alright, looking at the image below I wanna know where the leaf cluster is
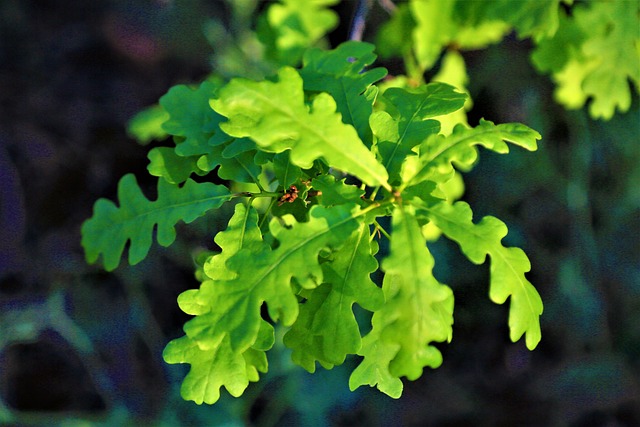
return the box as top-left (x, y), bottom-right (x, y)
top-left (377, 0), bottom-right (639, 119)
top-left (82, 37), bottom-right (543, 404)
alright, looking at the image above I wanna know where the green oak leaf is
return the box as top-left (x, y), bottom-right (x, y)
top-left (158, 80), bottom-right (264, 183)
top-left (375, 83), bottom-right (467, 184)
top-left (409, 0), bottom-right (508, 72)
top-left (577, 1), bottom-right (640, 119)
top-left (348, 328), bottom-right (403, 399)
top-left (310, 175), bottom-right (364, 206)
top-left (410, 0), bottom-right (456, 70)
top-left (300, 41), bottom-right (388, 145)
top-left (415, 200), bottom-right (543, 350)
top-left (210, 66), bottom-right (391, 190)
top-left (184, 137), bottom-right (262, 185)
top-left (273, 151), bottom-right (302, 188)
top-left (284, 223), bottom-right (383, 370)
top-left (203, 203), bottom-right (264, 282)
top-left (482, 0), bottom-right (562, 41)
top-left (259, 0), bottom-right (339, 66)
top-left (159, 81), bottom-right (231, 157)
top-left (532, 1), bottom-right (639, 119)
top-left (147, 147), bottom-right (201, 184)
top-left (351, 206), bottom-right (454, 395)
top-left (430, 50), bottom-right (473, 135)
top-left (179, 203), bottom-right (264, 317)
top-left (183, 204), bottom-right (362, 354)
top-left (405, 119), bottom-right (540, 188)
top-left (81, 174), bottom-right (230, 271)
top-left (217, 149), bottom-right (263, 184)
top-left (530, 9), bottom-right (584, 74)
top-left (127, 104), bottom-right (169, 145)
top-left (163, 319), bottom-right (273, 405)
top-left (375, 3), bottom-right (415, 59)
top-left (220, 137), bottom-right (256, 157)
top-left (166, 204), bottom-right (273, 404)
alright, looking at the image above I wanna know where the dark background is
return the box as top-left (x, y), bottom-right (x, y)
top-left (1, 1), bottom-right (639, 426)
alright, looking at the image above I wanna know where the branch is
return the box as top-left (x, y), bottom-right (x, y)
top-left (349, 0), bottom-right (373, 41)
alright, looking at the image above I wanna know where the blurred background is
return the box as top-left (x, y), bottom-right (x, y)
top-left (0, 0), bottom-right (638, 426)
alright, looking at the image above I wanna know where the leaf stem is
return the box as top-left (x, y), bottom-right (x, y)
top-left (258, 197), bottom-right (277, 230)
top-left (373, 219), bottom-right (392, 240)
top-left (369, 186), bottom-right (381, 201)
top-left (232, 191), bottom-right (281, 199)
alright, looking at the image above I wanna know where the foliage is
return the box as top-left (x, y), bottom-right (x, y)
top-left (81, 0), bottom-right (639, 411)
top-left (377, 0), bottom-right (640, 119)
top-left (2, 0), bottom-right (638, 424)
top-left (82, 33), bottom-right (543, 403)
top-left (531, 0), bottom-right (640, 119)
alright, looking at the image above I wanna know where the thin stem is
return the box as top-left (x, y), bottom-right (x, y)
top-left (254, 179), bottom-right (266, 193)
top-left (349, 0), bottom-right (373, 41)
top-left (378, 0), bottom-right (397, 14)
top-left (369, 186), bottom-right (381, 201)
top-left (373, 219), bottom-right (392, 240)
top-left (258, 197), bottom-right (277, 230)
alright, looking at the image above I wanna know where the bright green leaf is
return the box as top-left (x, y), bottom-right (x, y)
top-left (260, 0), bottom-right (339, 66)
top-left (163, 320), bottom-right (273, 405)
top-left (160, 81), bottom-right (231, 157)
top-left (375, 3), bottom-right (416, 59)
top-left (202, 203), bottom-right (264, 282)
top-left (375, 83), bottom-right (467, 184)
top-left (430, 50), bottom-right (473, 135)
top-left (147, 147), bottom-right (201, 184)
top-left (211, 67), bottom-right (391, 190)
top-left (183, 204), bottom-right (362, 354)
top-left (165, 204), bottom-right (272, 404)
top-left (300, 41), bottom-right (387, 145)
top-left (532, 1), bottom-right (640, 119)
top-left (410, 0), bottom-right (456, 71)
top-left (127, 104), bottom-right (169, 145)
top-left (416, 201), bottom-right (543, 350)
top-left (530, 9), bottom-right (584, 73)
top-left (218, 149), bottom-right (263, 184)
top-left (351, 206), bottom-right (454, 395)
top-left (154, 81), bottom-right (262, 184)
top-left (284, 223), bottom-right (383, 370)
top-left (81, 174), bottom-right (230, 271)
top-left (482, 0), bottom-right (562, 41)
top-left (579, 1), bottom-right (640, 119)
top-left (348, 328), bottom-right (403, 399)
top-left (311, 175), bottom-right (364, 206)
top-left (405, 119), bottom-right (540, 188)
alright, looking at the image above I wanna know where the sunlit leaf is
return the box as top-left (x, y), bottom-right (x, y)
top-left (211, 67), bottom-right (390, 189)
top-left (375, 83), bottom-right (467, 184)
top-left (300, 41), bottom-right (387, 145)
top-left (183, 204), bottom-right (361, 354)
top-left (81, 174), bottom-right (230, 271)
top-left (416, 200), bottom-right (543, 349)
top-left (259, 0), bottom-right (339, 66)
top-left (284, 223), bottom-right (383, 370)
top-left (127, 104), bottom-right (169, 145)
top-left (405, 119), bottom-right (540, 188)
top-left (351, 206), bottom-right (454, 395)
